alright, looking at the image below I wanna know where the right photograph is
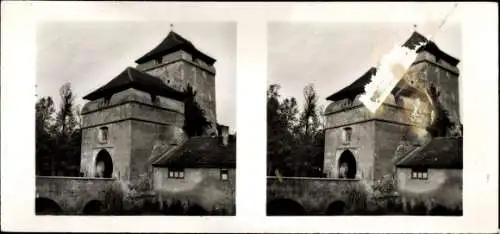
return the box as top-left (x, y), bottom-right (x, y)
top-left (266, 22), bottom-right (463, 216)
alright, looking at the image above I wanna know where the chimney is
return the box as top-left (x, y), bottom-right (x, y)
top-left (220, 125), bottom-right (229, 146)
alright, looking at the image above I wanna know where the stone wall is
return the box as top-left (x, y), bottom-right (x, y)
top-left (140, 50), bottom-right (217, 135)
top-left (267, 177), bottom-right (364, 215)
top-left (80, 88), bottom-right (185, 182)
top-left (36, 176), bottom-right (118, 214)
top-left (153, 167), bottom-right (236, 214)
top-left (324, 121), bottom-right (375, 181)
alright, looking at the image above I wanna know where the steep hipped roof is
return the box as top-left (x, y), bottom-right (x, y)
top-left (396, 137), bottom-right (463, 169)
top-left (152, 135), bottom-right (236, 168)
top-left (325, 31), bottom-right (460, 102)
top-left (403, 31), bottom-right (460, 66)
top-left (83, 67), bottom-right (185, 101)
top-left (326, 67), bottom-right (377, 101)
top-left (135, 30), bottom-right (216, 65)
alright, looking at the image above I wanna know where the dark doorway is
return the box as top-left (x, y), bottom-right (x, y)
top-left (82, 200), bottom-right (104, 215)
top-left (95, 150), bottom-right (113, 178)
top-left (35, 198), bottom-right (63, 215)
top-left (267, 198), bottom-right (305, 216)
top-left (338, 150), bottom-right (357, 179)
top-left (186, 204), bottom-right (208, 216)
top-left (326, 201), bottom-right (346, 215)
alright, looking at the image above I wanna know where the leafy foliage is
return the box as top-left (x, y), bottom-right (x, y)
top-left (183, 84), bottom-right (211, 137)
top-left (35, 83), bottom-right (81, 176)
top-left (267, 83), bottom-right (325, 177)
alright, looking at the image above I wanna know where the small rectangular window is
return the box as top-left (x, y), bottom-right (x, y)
top-left (411, 168), bottom-right (429, 180)
top-left (168, 169), bottom-right (185, 179)
top-left (99, 127), bottom-right (109, 143)
top-left (220, 169), bottom-right (229, 181)
top-left (343, 127), bottom-right (352, 143)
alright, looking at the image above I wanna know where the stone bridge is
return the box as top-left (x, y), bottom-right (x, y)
top-left (267, 176), bottom-right (365, 215)
top-left (35, 176), bottom-right (118, 215)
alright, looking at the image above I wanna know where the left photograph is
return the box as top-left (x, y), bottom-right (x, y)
top-left (35, 22), bottom-right (237, 215)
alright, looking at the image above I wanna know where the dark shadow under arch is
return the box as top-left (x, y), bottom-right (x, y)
top-left (82, 200), bottom-right (104, 215)
top-left (186, 204), bottom-right (208, 216)
top-left (95, 149), bottom-right (113, 178)
top-left (267, 198), bottom-right (305, 216)
top-left (338, 150), bottom-right (357, 179)
top-left (326, 201), bottom-right (346, 215)
top-left (36, 197), bottom-right (63, 215)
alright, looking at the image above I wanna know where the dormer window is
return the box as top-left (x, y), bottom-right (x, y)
top-left (98, 127), bottom-right (109, 144)
top-left (343, 127), bottom-right (352, 143)
top-left (155, 57), bottom-right (162, 65)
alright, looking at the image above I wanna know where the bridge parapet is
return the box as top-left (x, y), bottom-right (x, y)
top-left (36, 176), bottom-right (119, 214)
top-left (267, 176), bottom-right (366, 215)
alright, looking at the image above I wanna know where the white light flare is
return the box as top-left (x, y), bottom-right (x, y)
top-left (360, 41), bottom-right (426, 113)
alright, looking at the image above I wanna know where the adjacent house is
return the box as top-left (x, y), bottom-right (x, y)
top-left (151, 125), bottom-right (236, 215)
top-left (395, 137), bottom-right (463, 214)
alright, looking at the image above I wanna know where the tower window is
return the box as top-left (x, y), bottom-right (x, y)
top-left (411, 168), bottom-right (428, 180)
top-left (343, 127), bottom-right (352, 143)
top-left (98, 127), bottom-right (109, 143)
top-left (220, 169), bottom-right (229, 181)
top-left (155, 57), bottom-right (162, 65)
top-left (168, 168), bottom-right (185, 179)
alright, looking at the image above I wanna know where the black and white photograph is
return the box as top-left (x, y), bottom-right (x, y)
top-left (1, 1), bottom-right (499, 233)
top-left (266, 21), bottom-right (464, 216)
top-left (34, 22), bottom-right (237, 215)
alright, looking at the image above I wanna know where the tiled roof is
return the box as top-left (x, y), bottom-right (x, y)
top-left (152, 135), bottom-right (236, 168)
top-left (396, 137), bottom-right (463, 169)
top-left (83, 67), bottom-right (185, 101)
top-left (325, 67), bottom-right (377, 101)
top-left (135, 30), bottom-right (216, 65)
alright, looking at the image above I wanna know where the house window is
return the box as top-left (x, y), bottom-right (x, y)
top-left (98, 127), bottom-right (109, 143)
top-left (343, 127), bottom-right (352, 143)
top-left (168, 169), bottom-right (185, 179)
top-left (220, 169), bottom-right (229, 181)
top-left (411, 168), bottom-right (428, 180)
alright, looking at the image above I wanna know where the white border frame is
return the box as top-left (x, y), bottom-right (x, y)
top-left (1, 2), bottom-right (498, 233)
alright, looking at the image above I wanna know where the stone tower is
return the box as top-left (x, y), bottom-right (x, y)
top-left (322, 31), bottom-right (460, 183)
top-left (79, 67), bottom-right (187, 184)
top-left (135, 30), bottom-right (218, 135)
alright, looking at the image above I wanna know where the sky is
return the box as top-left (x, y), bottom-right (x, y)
top-left (268, 21), bottom-right (462, 121)
top-left (36, 22), bottom-right (237, 132)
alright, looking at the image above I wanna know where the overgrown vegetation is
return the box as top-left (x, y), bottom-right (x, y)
top-left (183, 84), bottom-right (211, 137)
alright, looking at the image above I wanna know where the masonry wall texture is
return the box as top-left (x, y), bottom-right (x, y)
top-left (396, 168), bottom-right (462, 211)
top-left (153, 168), bottom-right (236, 214)
top-left (80, 88), bottom-right (185, 183)
top-left (139, 50), bottom-right (217, 135)
top-left (267, 177), bottom-right (364, 215)
top-left (36, 176), bottom-right (118, 214)
top-left (324, 121), bottom-right (375, 181)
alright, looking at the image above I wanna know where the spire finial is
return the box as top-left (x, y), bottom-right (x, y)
top-left (413, 24), bottom-right (417, 31)
top-left (170, 23), bottom-right (174, 31)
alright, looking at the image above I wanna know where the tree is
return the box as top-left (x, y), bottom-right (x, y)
top-left (35, 96), bottom-right (56, 175)
top-left (56, 83), bottom-right (78, 138)
top-left (266, 83), bottom-right (325, 177)
top-left (183, 84), bottom-right (211, 137)
top-left (298, 84), bottom-right (322, 141)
